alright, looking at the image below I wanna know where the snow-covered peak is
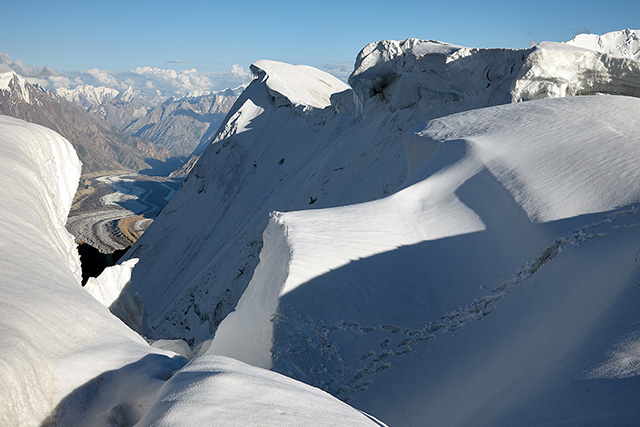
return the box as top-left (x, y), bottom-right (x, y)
top-left (250, 60), bottom-right (350, 110)
top-left (56, 84), bottom-right (119, 107)
top-left (350, 39), bottom-right (463, 90)
top-left (117, 85), bottom-right (139, 102)
top-left (349, 38), bottom-right (531, 115)
top-left (0, 67), bottom-right (31, 103)
top-left (564, 29), bottom-right (640, 60)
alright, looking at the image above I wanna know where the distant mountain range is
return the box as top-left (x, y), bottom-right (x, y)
top-left (0, 67), bottom-right (243, 175)
top-left (58, 83), bottom-right (243, 163)
top-left (0, 68), bottom-right (169, 174)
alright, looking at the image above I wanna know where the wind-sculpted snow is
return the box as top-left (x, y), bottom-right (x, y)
top-left (513, 42), bottom-right (640, 100)
top-left (90, 31), bottom-right (640, 425)
top-left (250, 60), bottom-right (350, 110)
top-left (98, 31), bottom-right (640, 349)
top-left (0, 117), bottom-right (183, 426)
top-left (98, 60), bottom-right (390, 345)
top-left (137, 356), bottom-right (386, 427)
top-left (211, 96), bottom-right (640, 425)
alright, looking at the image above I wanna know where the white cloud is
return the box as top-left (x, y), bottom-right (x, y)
top-left (0, 50), bottom-right (60, 79)
top-left (48, 75), bottom-right (74, 89)
top-left (84, 68), bottom-right (119, 86)
top-left (0, 49), bottom-right (255, 99)
top-left (321, 61), bottom-right (353, 83)
top-left (230, 64), bottom-right (252, 80)
top-left (167, 59), bottom-right (189, 63)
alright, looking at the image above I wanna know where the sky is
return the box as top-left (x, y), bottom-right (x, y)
top-left (1, 0), bottom-right (638, 92)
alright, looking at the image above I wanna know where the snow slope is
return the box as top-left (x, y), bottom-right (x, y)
top-left (211, 95), bottom-right (640, 425)
top-left (98, 33), bottom-right (640, 348)
top-left (0, 115), bottom-right (383, 426)
top-left (138, 356), bottom-right (385, 427)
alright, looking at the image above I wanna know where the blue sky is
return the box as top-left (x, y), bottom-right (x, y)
top-left (1, 0), bottom-right (638, 74)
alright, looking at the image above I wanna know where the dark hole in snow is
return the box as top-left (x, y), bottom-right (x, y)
top-left (279, 158), bottom-right (285, 165)
top-left (309, 196), bottom-right (317, 205)
top-left (77, 243), bottom-right (130, 286)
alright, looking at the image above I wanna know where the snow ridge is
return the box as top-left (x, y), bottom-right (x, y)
top-left (250, 60), bottom-right (350, 110)
top-left (208, 213), bottom-right (293, 368)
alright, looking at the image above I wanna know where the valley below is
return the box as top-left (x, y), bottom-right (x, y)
top-left (66, 172), bottom-right (181, 253)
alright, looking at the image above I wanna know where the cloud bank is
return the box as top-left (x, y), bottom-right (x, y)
top-left (0, 50), bottom-right (254, 98)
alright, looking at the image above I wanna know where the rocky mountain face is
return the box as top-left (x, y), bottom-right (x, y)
top-left (124, 90), bottom-right (239, 158)
top-left (58, 84), bottom-right (241, 159)
top-left (0, 71), bottom-right (170, 174)
top-left (58, 85), bottom-right (158, 130)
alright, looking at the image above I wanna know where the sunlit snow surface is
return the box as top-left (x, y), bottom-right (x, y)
top-left (564, 28), bottom-right (640, 60)
top-left (210, 95), bottom-right (640, 425)
top-left (90, 31), bottom-right (640, 426)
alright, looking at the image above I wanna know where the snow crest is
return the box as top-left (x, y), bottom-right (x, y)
top-left (250, 60), bottom-right (350, 110)
top-left (208, 213), bottom-right (292, 368)
top-left (210, 95), bottom-right (640, 424)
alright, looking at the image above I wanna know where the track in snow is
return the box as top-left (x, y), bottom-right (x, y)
top-left (276, 205), bottom-right (640, 401)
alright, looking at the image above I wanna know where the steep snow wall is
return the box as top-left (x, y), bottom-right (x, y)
top-left (209, 213), bottom-right (292, 368)
top-left (0, 116), bottom-right (185, 426)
